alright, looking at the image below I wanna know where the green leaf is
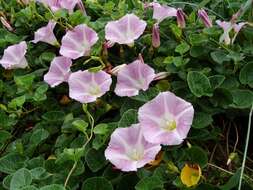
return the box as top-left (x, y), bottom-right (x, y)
top-left (33, 84), bottom-right (48, 102)
top-left (8, 95), bottom-right (26, 110)
top-left (186, 146), bottom-right (208, 167)
top-left (14, 74), bottom-right (35, 91)
top-left (0, 130), bottom-right (12, 143)
top-left (10, 168), bottom-right (32, 190)
top-left (219, 169), bottom-right (241, 190)
top-left (29, 129), bottom-right (49, 146)
top-left (0, 153), bottom-right (26, 174)
top-left (212, 88), bottom-right (233, 108)
top-left (239, 62), bottom-right (253, 87)
top-left (30, 167), bottom-right (47, 180)
top-left (72, 119), bottom-right (89, 134)
top-left (135, 176), bottom-right (164, 190)
top-left (231, 90), bottom-right (253, 108)
top-left (210, 51), bottom-right (230, 64)
top-left (63, 148), bottom-right (84, 162)
top-left (85, 149), bottom-right (107, 172)
top-left (131, 87), bottom-right (159, 102)
top-left (170, 24), bottom-right (182, 39)
top-left (187, 71), bottom-right (212, 97)
top-left (189, 34), bottom-right (208, 46)
top-left (172, 56), bottom-right (190, 67)
top-left (175, 42), bottom-right (190, 55)
top-left (209, 75), bottom-right (225, 89)
top-left (40, 184), bottom-right (66, 190)
top-left (93, 123), bottom-right (109, 135)
top-left (118, 109), bottom-right (138, 128)
top-left (82, 177), bottom-right (113, 190)
top-left (192, 112), bottom-right (213, 129)
top-left (21, 186), bottom-right (38, 190)
top-left (42, 111), bottom-right (65, 122)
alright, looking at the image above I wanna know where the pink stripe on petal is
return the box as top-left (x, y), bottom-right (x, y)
top-left (44, 56), bottom-right (72, 87)
top-left (115, 59), bottom-right (155, 97)
top-left (0, 41), bottom-right (28, 70)
top-left (68, 70), bottom-right (112, 103)
top-left (60, 24), bottom-right (98, 59)
top-left (105, 14), bottom-right (147, 45)
top-left (105, 124), bottom-right (161, 172)
top-left (152, 2), bottom-right (177, 23)
top-left (138, 92), bottom-right (194, 145)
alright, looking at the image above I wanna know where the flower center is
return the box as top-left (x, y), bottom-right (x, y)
top-left (88, 85), bottom-right (101, 96)
top-left (162, 118), bottom-right (177, 131)
top-left (128, 148), bottom-right (144, 161)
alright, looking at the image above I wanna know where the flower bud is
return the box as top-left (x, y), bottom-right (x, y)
top-left (198, 9), bottom-right (212, 27)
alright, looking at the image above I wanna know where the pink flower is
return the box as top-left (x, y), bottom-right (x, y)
top-left (105, 124), bottom-right (161, 172)
top-left (138, 92), bottom-right (194, 145)
top-left (198, 9), bottom-right (212, 28)
top-left (37, 0), bottom-right (79, 13)
top-left (105, 14), bottom-right (147, 45)
top-left (176, 8), bottom-right (186, 28)
top-left (114, 59), bottom-right (155, 97)
top-left (152, 23), bottom-right (160, 48)
top-left (44, 56), bottom-right (72, 87)
top-left (32, 21), bottom-right (58, 46)
top-left (60, 24), bottom-right (98, 59)
top-left (152, 2), bottom-right (177, 23)
top-left (0, 41), bottom-right (28, 70)
top-left (216, 20), bottom-right (246, 45)
top-left (68, 70), bottom-right (112, 103)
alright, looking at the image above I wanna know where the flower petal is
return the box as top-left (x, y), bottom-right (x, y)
top-left (68, 70), bottom-right (112, 103)
top-left (114, 59), bottom-right (155, 97)
top-left (44, 56), bottom-right (72, 87)
top-left (105, 14), bottom-right (146, 45)
top-left (152, 2), bottom-right (177, 23)
top-left (60, 24), bottom-right (98, 59)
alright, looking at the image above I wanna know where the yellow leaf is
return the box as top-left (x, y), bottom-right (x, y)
top-left (180, 163), bottom-right (202, 187)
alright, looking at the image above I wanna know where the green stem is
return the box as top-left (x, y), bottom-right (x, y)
top-left (238, 104), bottom-right (253, 190)
top-left (64, 161), bottom-right (77, 188)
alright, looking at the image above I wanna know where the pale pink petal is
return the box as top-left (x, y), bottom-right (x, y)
top-left (114, 59), bottom-right (155, 97)
top-left (60, 0), bottom-right (79, 13)
top-left (138, 92), bottom-right (194, 145)
top-left (32, 21), bottom-right (58, 46)
top-left (232, 22), bottom-right (246, 43)
top-left (37, 0), bottom-right (79, 13)
top-left (68, 70), bottom-right (112, 103)
top-left (152, 2), bottom-right (177, 23)
top-left (105, 14), bottom-right (147, 45)
top-left (105, 124), bottom-right (161, 172)
top-left (60, 24), bottom-right (98, 59)
top-left (216, 20), bottom-right (232, 45)
top-left (44, 56), bottom-right (72, 87)
top-left (0, 41), bottom-right (28, 70)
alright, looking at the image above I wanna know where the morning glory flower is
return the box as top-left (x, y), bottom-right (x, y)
top-left (216, 20), bottom-right (246, 45)
top-left (44, 56), bottom-right (72, 87)
top-left (198, 9), bottom-right (212, 28)
top-left (152, 2), bottom-right (177, 23)
top-left (152, 23), bottom-right (160, 48)
top-left (68, 70), bottom-right (112, 103)
top-left (37, 0), bottom-right (79, 13)
top-left (32, 21), bottom-right (59, 46)
top-left (105, 124), bottom-right (161, 172)
top-left (105, 14), bottom-right (147, 45)
top-left (138, 92), bottom-right (194, 145)
top-left (114, 59), bottom-right (155, 97)
top-left (60, 24), bottom-right (98, 59)
top-left (0, 41), bottom-right (28, 70)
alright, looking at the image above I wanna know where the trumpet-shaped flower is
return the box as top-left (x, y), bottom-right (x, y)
top-left (114, 59), bottom-right (155, 97)
top-left (37, 0), bottom-right (79, 13)
top-left (138, 92), bottom-right (194, 145)
top-left (152, 2), bottom-right (177, 23)
top-left (68, 70), bottom-right (112, 103)
top-left (216, 20), bottom-right (246, 45)
top-left (105, 14), bottom-right (147, 45)
top-left (32, 21), bottom-right (58, 46)
top-left (105, 124), bottom-right (161, 172)
top-left (0, 41), bottom-right (28, 70)
top-left (44, 56), bottom-right (72, 87)
top-left (60, 24), bottom-right (98, 59)
top-left (198, 9), bottom-right (212, 28)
